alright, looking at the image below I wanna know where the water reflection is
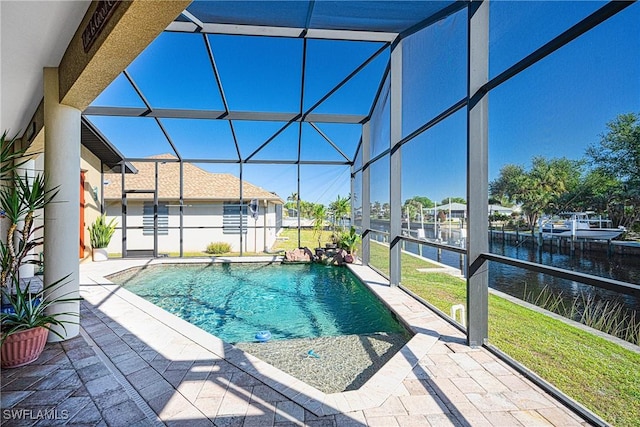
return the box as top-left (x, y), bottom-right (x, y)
top-left (370, 221), bottom-right (639, 312)
top-left (489, 243), bottom-right (639, 312)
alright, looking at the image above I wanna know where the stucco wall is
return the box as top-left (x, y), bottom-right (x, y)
top-left (105, 200), bottom-right (280, 255)
top-left (81, 145), bottom-right (102, 257)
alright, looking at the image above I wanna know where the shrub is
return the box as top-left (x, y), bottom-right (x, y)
top-left (89, 215), bottom-right (117, 249)
top-left (205, 242), bottom-right (231, 255)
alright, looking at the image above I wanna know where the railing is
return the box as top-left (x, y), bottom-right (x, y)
top-left (480, 252), bottom-right (640, 298)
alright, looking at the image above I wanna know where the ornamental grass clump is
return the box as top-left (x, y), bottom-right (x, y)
top-left (88, 215), bottom-right (117, 249)
top-left (523, 284), bottom-right (640, 346)
top-left (206, 242), bottom-right (231, 255)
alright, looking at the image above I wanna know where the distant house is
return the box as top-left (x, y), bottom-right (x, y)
top-left (489, 204), bottom-right (517, 217)
top-left (424, 202), bottom-right (468, 220)
top-left (103, 154), bottom-right (284, 255)
top-left (422, 203), bottom-right (517, 221)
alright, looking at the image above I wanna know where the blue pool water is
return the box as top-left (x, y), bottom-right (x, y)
top-left (108, 263), bottom-right (407, 344)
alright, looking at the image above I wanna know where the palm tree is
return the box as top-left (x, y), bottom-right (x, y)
top-left (311, 204), bottom-right (327, 247)
top-left (329, 195), bottom-right (350, 234)
top-left (403, 199), bottom-right (423, 222)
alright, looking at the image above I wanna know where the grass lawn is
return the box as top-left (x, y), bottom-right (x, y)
top-left (271, 228), bottom-right (319, 251)
top-left (368, 240), bottom-right (440, 276)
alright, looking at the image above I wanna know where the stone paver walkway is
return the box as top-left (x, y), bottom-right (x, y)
top-left (0, 259), bottom-right (590, 426)
top-left (1, 329), bottom-right (151, 426)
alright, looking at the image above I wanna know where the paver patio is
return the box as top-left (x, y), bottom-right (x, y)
top-left (0, 259), bottom-right (588, 426)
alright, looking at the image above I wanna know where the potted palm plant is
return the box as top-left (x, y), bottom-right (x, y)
top-left (0, 131), bottom-right (79, 368)
top-left (1, 278), bottom-right (79, 368)
top-left (88, 214), bottom-right (117, 261)
top-left (339, 226), bottom-right (360, 263)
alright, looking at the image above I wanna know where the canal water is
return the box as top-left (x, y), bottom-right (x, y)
top-left (371, 221), bottom-right (640, 312)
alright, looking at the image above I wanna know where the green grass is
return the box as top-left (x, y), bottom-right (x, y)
top-left (369, 240), bottom-right (440, 276)
top-left (271, 228), bottom-right (319, 251)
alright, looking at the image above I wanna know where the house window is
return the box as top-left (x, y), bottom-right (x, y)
top-left (223, 202), bottom-right (248, 234)
top-left (143, 202), bottom-right (169, 236)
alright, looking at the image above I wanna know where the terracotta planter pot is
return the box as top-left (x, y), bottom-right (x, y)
top-left (1, 326), bottom-right (49, 368)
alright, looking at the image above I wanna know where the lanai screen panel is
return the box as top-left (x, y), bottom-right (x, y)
top-left (369, 75), bottom-right (390, 160)
top-left (369, 153), bottom-right (390, 275)
top-left (127, 32), bottom-right (224, 110)
top-left (303, 39), bottom-right (388, 115)
top-left (85, 116), bottom-right (178, 159)
top-left (488, 0), bottom-right (608, 78)
top-left (180, 163), bottom-right (243, 254)
top-left (184, 1), bottom-right (457, 34)
top-left (90, 74), bottom-right (147, 108)
top-left (353, 171), bottom-right (363, 229)
top-left (487, 1), bottom-right (640, 278)
top-left (367, 65), bottom-right (390, 274)
top-left (401, 9), bottom-right (467, 138)
top-left (300, 165), bottom-right (351, 207)
top-left (210, 34), bottom-right (303, 113)
top-left (160, 118), bottom-right (239, 161)
top-left (401, 110), bottom-right (467, 241)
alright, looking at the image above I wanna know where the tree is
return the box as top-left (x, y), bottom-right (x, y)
top-left (586, 113), bottom-right (640, 186)
top-left (585, 113), bottom-right (640, 230)
top-left (284, 192), bottom-right (298, 214)
top-left (440, 197), bottom-right (465, 205)
top-left (371, 201), bottom-right (382, 218)
top-left (311, 204), bottom-right (327, 247)
top-left (407, 196), bottom-right (433, 208)
top-left (381, 203), bottom-right (390, 219)
top-left (489, 157), bottom-right (582, 228)
top-left (403, 198), bottom-right (424, 221)
top-left (298, 200), bottom-right (317, 218)
top-left (489, 164), bottom-right (526, 206)
top-left (329, 195), bottom-right (350, 232)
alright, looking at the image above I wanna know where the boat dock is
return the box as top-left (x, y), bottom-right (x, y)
top-left (489, 228), bottom-right (640, 256)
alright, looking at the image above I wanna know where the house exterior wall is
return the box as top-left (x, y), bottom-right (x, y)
top-left (105, 199), bottom-right (280, 254)
top-left (80, 145), bottom-right (102, 257)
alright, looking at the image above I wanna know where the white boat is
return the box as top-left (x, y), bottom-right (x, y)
top-left (540, 212), bottom-right (625, 240)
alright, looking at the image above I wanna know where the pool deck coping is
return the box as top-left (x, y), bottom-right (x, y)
top-left (80, 257), bottom-right (441, 416)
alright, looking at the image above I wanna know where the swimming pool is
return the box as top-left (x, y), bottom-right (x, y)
top-left (107, 262), bottom-right (408, 344)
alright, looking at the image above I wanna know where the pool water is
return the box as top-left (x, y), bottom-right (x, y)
top-left (108, 263), bottom-right (408, 344)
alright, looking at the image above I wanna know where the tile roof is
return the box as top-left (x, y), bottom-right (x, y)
top-left (103, 154), bottom-right (283, 202)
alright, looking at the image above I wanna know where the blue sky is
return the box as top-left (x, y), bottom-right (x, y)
top-left (88, 1), bottom-right (639, 207)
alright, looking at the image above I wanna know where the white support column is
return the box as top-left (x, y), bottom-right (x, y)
top-left (43, 67), bottom-right (80, 342)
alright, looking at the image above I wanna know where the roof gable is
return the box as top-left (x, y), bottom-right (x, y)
top-left (103, 155), bottom-right (282, 202)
